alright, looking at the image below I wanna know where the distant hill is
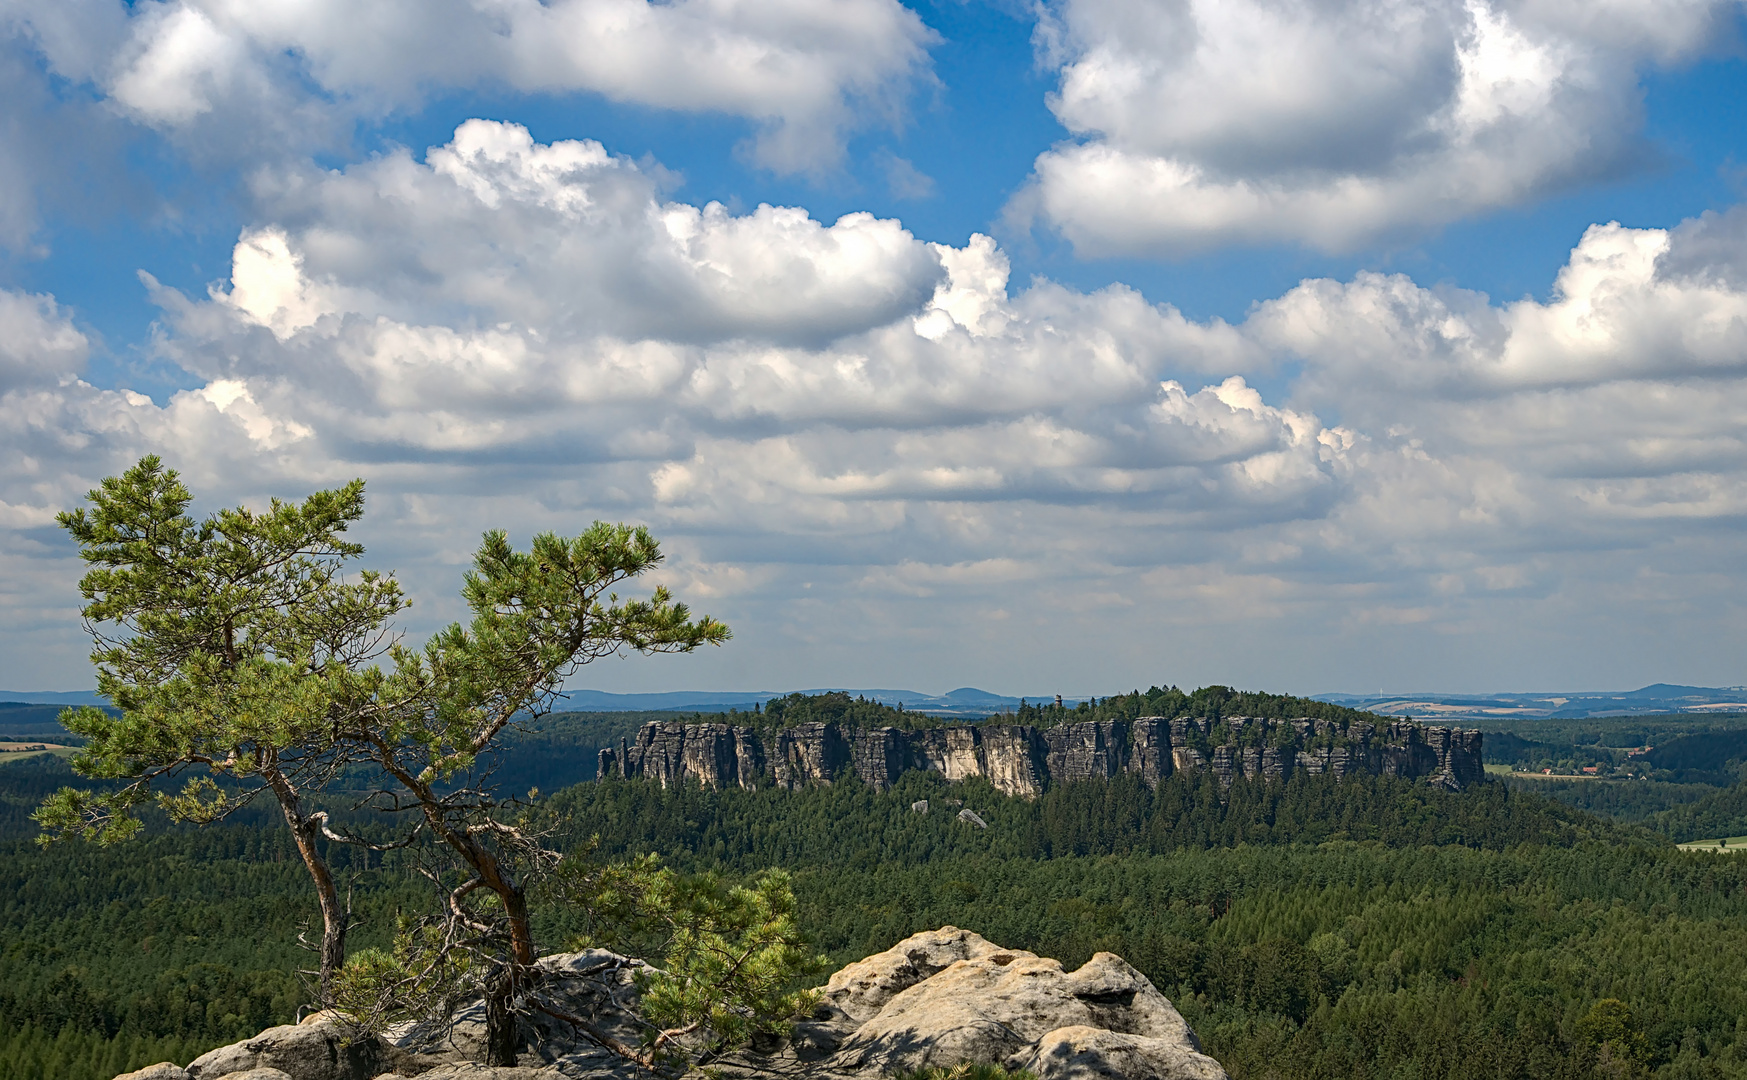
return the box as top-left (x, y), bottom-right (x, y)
top-left (0, 701), bottom-right (80, 740)
top-left (520, 682), bottom-right (1747, 720)
top-left (550, 686), bottom-right (1086, 717)
top-left (17, 681), bottom-right (1747, 724)
top-left (0, 686), bottom-right (1086, 720)
top-left (0, 690), bottom-right (108, 707)
top-left (1316, 683), bottom-right (1747, 721)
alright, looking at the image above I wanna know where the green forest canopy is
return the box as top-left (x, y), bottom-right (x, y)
top-left (754, 684), bottom-right (1391, 730)
top-left (12, 688), bottom-right (1747, 1078)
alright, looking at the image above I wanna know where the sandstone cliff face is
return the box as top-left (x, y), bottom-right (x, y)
top-left (600, 714), bottom-right (1483, 796)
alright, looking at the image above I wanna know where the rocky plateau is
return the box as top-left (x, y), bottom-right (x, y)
top-left (598, 716), bottom-right (1483, 796)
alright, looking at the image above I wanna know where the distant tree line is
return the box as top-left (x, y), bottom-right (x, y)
top-left (729, 684), bottom-right (1394, 734)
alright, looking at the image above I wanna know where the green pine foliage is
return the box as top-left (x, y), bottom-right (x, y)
top-left (753, 684), bottom-right (1386, 732)
top-left (1648, 782), bottom-right (1747, 842)
top-left (1502, 777), bottom-right (1719, 825)
top-left (1002, 684), bottom-right (1385, 729)
top-left (628, 868), bottom-right (828, 1064)
top-left (0, 758), bottom-right (430, 1080)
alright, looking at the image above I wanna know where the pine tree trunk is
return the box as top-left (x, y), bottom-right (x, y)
top-left (484, 968), bottom-right (519, 1066)
top-left (483, 881), bottom-right (537, 1065)
top-left (269, 779), bottom-right (346, 1004)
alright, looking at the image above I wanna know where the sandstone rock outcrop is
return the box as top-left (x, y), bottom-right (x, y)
top-left (115, 1066), bottom-right (192, 1080)
top-left (153, 951), bottom-right (650, 1080)
top-left (118, 930), bottom-right (1224, 1080)
top-left (178, 1017), bottom-right (413, 1080)
top-left (600, 715), bottom-right (1483, 796)
top-left (1012, 1026), bottom-right (1228, 1080)
top-left (797, 927), bottom-right (1226, 1080)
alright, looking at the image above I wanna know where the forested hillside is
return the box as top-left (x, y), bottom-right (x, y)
top-left (1500, 776), bottom-right (1719, 823)
top-left (15, 682), bottom-right (1747, 1080)
top-left (545, 767), bottom-right (1620, 863)
top-left (1475, 711), bottom-right (1747, 838)
top-left (11, 739), bottom-right (1747, 1080)
top-left (1479, 713), bottom-right (1747, 781)
top-left (752, 684), bottom-right (1387, 730)
top-left (0, 702), bottom-right (83, 742)
top-left (546, 772), bottom-right (1747, 1078)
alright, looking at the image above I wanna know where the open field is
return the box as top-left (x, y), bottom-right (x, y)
top-left (1677, 835), bottom-right (1747, 852)
top-left (1486, 763), bottom-right (1618, 781)
top-left (0, 742), bottom-right (73, 761)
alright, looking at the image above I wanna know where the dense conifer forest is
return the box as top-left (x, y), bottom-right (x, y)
top-left (752, 684), bottom-right (1387, 731)
top-left (8, 693), bottom-right (1747, 1079)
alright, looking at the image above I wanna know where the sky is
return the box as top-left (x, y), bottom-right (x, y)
top-left (3, 0), bottom-right (1747, 699)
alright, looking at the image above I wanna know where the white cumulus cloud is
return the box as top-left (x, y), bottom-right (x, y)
top-left (4, 0), bottom-right (937, 174)
top-left (9, 120), bottom-right (1747, 691)
top-left (1016, 0), bottom-right (1739, 254)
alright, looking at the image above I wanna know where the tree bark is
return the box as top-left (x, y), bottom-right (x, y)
top-left (474, 847), bottom-right (533, 1065)
top-left (267, 771), bottom-right (346, 1004)
top-left (484, 967), bottom-right (520, 1067)
top-left (368, 731), bottom-right (536, 1062)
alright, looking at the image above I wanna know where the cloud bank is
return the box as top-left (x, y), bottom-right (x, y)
top-left (5, 120), bottom-right (1747, 691)
top-left (1017, 0), bottom-right (1740, 254)
top-left (0, 0), bottom-right (936, 196)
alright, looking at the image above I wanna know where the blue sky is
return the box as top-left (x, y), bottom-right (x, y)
top-left (4, 0), bottom-right (1747, 697)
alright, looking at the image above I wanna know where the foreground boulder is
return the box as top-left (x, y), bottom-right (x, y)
top-left (184, 1018), bottom-right (415, 1080)
top-left (112, 1018), bottom-right (408, 1080)
top-left (1014, 1026), bottom-right (1227, 1080)
top-left (114, 929), bottom-right (1224, 1080)
top-left (793, 927), bottom-right (1226, 1080)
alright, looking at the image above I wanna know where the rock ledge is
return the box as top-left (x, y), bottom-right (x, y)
top-left (114, 929), bottom-right (1226, 1080)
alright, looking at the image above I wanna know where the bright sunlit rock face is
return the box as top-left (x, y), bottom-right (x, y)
top-left (0, 0), bottom-right (1745, 693)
